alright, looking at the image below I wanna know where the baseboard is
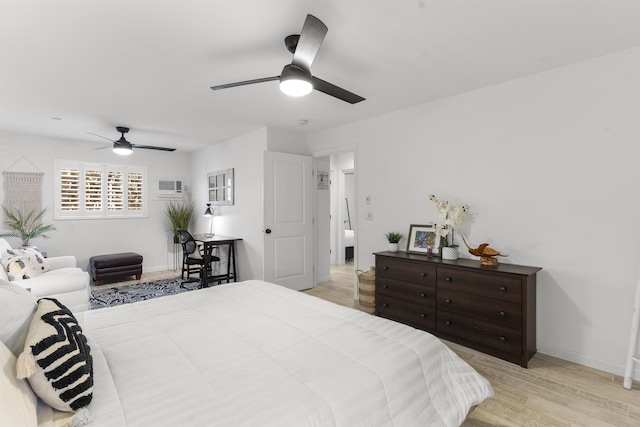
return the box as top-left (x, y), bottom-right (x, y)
top-left (316, 275), bottom-right (331, 284)
top-left (144, 265), bottom-right (178, 274)
top-left (537, 342), bottom-right (640, 379)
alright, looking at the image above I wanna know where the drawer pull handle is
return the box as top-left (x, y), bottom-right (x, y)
top-left (420, 293), bottom-right (426, 298)
top-left (445, 299), bottom-right (451, 304)
top-left (499, 311), bottom-right (506, 317)
top-left (445, 277), bottom-right (452, 281)
top-left (382, 284), bottom-right (388, 288)
top-left (382, 303), bottom-right (388, 307)
top-left (445, 320), bottom-right (452, 326)
top-left (420, 313), bottom-right (426, 318)
top-left (500, 286), bottom-right (507, 292)
top-left (500, 336), bottom-right (507, 342)
top-left (383, 266), bottom-right (389, 270)
top-left (420, 273), bottom-right (427, 277)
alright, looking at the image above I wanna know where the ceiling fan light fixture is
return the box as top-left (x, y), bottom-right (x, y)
top-left (279, 65), bottom-right (313, 97)
top-left (280, 78), bottom-right (312, 97)
top-left (113, 138), bottom-right (133, 155)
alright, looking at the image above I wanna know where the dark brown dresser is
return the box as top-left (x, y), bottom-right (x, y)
top-left (374, 251), bottom-right (541, 367)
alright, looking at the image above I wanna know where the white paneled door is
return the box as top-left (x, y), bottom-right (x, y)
top-left (263, 151), bottom-right (314, 290)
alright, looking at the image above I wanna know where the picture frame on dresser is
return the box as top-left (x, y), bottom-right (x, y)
top-left (407, 224), bottom-right (440, 255)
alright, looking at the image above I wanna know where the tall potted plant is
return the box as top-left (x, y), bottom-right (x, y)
top-left (0, 206), bottom-right (56, 247)
top-left (165, 200), bottom-right (195, 243)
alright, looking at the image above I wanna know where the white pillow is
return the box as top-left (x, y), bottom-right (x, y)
top-left (0, 278), bottom-right (38, 356)
top-left (1, 247), bottom-right (52, 280)
top-left (0, 340), bottom-right (38, 426)
top-left (17, 298), bottom-right (92, 423)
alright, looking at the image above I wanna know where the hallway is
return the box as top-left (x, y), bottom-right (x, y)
top-left (304, 262), bottom-right (366, 311)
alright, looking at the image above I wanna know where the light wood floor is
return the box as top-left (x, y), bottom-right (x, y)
top-left (92, 265), bottom-right (640, 426)
top-left (312, 264), bottom-right (640, 426)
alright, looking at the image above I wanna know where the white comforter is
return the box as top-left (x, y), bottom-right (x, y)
top-left (77, 280), bottom-right (492, 426)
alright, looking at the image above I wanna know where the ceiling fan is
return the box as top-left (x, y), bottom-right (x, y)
top-left (210, 14), bottom-right (365, 104)
top-left (88, 127), bottom-right (176, 155)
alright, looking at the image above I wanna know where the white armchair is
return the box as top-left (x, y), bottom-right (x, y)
top-left (0, 238), bottom-right (90, 312)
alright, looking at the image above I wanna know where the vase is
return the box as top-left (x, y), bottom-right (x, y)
top-left (441, 246), bottom-right (458, 260)
top-left (388, 243), bottom-right (399, 253)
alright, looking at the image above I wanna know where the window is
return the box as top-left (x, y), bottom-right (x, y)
top-left (128, 172), bottom-right (144, 211)
top-left (55, 160), bottom-right (147, 219)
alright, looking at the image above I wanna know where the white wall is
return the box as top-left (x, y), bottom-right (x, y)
top-left (187, 127), bottom-right (311, 282)
top-left (307, 46), bottom-right (640, 377)
top-left (266, 128), bottom-right (311, 156)
top-left (189, 128), bottom-right (267, 281)
top-left (0, 132), bottom-right (192, 272)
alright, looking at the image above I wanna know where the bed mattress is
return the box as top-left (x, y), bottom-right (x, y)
top-left (76, 280), bottom-right (492, 426)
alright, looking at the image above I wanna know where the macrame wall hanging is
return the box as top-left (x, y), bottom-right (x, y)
top-left (2, 157), bottom-right (44, 216)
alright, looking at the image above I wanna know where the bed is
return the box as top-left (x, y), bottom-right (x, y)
top-left (2, 279), bottom-right (493, 426)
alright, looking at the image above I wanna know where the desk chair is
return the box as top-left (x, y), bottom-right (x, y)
top-left (177, 228), bottom-right (220, 281)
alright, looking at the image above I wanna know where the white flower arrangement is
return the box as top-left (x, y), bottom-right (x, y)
top-left (429, 194), bottom-right (470, 247)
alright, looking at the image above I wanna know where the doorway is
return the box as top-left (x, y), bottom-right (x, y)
top-left (342, 167), bottom-right (355, 264)
top-left (314, 149), bottom-right (356, 296)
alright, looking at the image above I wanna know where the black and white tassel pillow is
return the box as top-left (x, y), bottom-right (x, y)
top-left (17, 298), bottom-right (93, 424)
top-left (1, 247), bottom-right (52, 280)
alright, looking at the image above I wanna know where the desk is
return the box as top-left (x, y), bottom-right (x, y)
top-left (194, 235), bottom-right (242, 287)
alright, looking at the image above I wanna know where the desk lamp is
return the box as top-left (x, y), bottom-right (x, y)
top-left (204, 203), bottom-right (214, 237)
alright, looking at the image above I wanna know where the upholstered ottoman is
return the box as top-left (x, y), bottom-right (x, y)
top-left (89, 252), bottom-right (143, 285)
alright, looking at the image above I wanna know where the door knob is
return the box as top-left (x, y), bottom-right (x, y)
top-left (265, 229), bottom-right (272, 234)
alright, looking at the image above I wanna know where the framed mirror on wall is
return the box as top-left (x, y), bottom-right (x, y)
top-left (208, 168), bottom-right (234, 205)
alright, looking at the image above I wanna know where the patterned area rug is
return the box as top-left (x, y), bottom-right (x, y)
top-left (90, 278), bottom-right (203, 310)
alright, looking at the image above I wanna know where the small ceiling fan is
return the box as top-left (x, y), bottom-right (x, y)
top-left (210, 14), bottom-right (365, 104)
top-left (88, 127), bottom-right (176, 155)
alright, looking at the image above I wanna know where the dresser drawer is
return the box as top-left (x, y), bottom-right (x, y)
top-left (376, 295), bottom-right (436, 330)
top-left (437, 267), bottom-right (522, 303)
top-left (374, 252), bottom-right (540, 368)
top-left (377, 258), bottom-right (435, 285)
top-left (438, 289), bottom-right (522, 329)
top-left (377, 278), bottom-right (435, 302)
top-left (437, 311), bottom-right (521, 356)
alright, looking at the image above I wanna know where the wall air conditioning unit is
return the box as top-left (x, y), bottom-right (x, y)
top-left (157, 179), bottom-right (183, 198)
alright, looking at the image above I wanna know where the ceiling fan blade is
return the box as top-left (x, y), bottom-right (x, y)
top-left (292, 14), bottom-right (328, 70)
top-left (210, 76), bottom-right (279, 91)
top-left (131, 144), bottom-right (176, 152)
top-left (311, 77), bottom-right (365, 104)
top-left (86, 132), bottom-right (115, 142)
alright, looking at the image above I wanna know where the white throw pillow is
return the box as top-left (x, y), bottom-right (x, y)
top-left (0, 279), bottom-right (38, 356)
top-left (17, 298), bottom-right (92, 423)
top-left (0, 340), bottom-right (38, 427)
top-left (1, 247), bottom-right (52, 280)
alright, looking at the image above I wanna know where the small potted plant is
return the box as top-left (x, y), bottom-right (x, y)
top-left (0, 206), bottom-right (56, 247)
top-left (384, 232), bottom-right (404, 253)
